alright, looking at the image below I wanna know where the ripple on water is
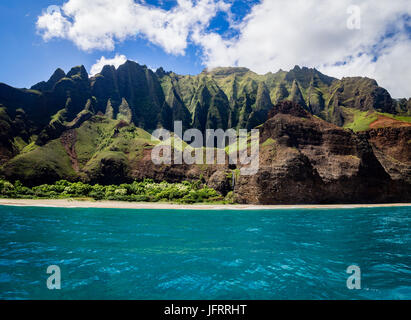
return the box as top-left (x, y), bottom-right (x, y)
top-left (0, 205), bottom-right (409, 299)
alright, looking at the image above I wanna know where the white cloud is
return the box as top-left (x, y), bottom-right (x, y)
top-left (37, 0), bottom-right (229, 54)
top-left (37, 9), bottom-right (70, 40)
top-left (37, 0), bottom-right (411, 97)
top-left (193, 0), bottom-right (411, 97)
top-left (90, 54), bottom-right (128, 76)
top-left (320, 37), bottom-right (411, 98)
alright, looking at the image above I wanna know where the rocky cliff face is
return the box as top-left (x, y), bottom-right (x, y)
top-left (234, 101), bottom-right (410, 204)
top-left (0, 62), bottom-right (169, 145)
top-left (0, 101), bottom-right (409, 204)
top-left (0, 62), bottom-right (408, 144)
top-left (91, 61), bottom-right (166, 130)
top-left (0, 62), bottom-right (410, 204)
top-left (361, 126), bottom-right (411, 184)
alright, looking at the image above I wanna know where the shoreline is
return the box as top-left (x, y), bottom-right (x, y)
top-left (0, 199), bottom-right (410, 210)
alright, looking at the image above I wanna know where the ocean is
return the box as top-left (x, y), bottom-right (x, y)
top-left (0, 205), bottom-right (410, 300)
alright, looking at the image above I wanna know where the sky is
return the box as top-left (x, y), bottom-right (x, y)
top-left (0, 0), bottom-right (411, 97)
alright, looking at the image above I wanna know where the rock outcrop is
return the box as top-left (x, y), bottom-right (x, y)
top-left (234, 101), bottom-right (411, 204)
top-left (0, 62), bottom-right (410, 204)
top-left (361, 126), bottom-right (411, 184)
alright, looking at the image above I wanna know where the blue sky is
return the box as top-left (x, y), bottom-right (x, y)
top-left (0, 0), bottom-right (259, 88)
top-left (0, 0), bottom-right (410, 97)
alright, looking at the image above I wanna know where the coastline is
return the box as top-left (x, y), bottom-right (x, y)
top-left (0, 198), bottom-right (410, 210)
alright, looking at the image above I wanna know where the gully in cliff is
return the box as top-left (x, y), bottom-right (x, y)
top-left (151, 121), bottom-right (260, 176)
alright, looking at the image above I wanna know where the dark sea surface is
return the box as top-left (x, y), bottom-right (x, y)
top-left (0, 205), bottom-right (409, 300)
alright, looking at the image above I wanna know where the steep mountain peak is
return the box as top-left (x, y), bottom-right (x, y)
top-left (91, 62), bottom-right (141, 79)
top-left (155, 67), bottom-right (169, 78)
top-left (285, 65), bottom-right (336, 87)
top-left (330, 76), bottom-right (394, 113)
top-left (67, 65), bottom-right (88, 79)
top-left (115, 60), bottom-right (151, 75)
top-left (1, 60), bottom-right (408, 144)
top-left (290, 80), bottom-right (307, 108)
top-left (203, 67), bottom-right (251, 77)
top-left (31, 68), bottom-right (66, 92)
top-left (49, 68), bottom-right (66, 82)
top-left (288, 65), bottom-right (319, 74)
top-left (341, 76), bottom-right (378, 87)
top-left (100, 65), bottom-right (116, 76)
top-left (118, 60), bottom-right (143, 70)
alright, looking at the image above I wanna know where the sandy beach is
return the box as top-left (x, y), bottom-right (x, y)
top-left (0, 198), bottom-right (410, 210)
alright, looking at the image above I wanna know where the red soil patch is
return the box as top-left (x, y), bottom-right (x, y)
top-left (61, 130), bottom-right (80, 172)
top-left (369, 115), bottom-right (411, 129)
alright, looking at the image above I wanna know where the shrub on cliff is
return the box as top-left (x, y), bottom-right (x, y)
top-left (0, 179), bottom-right (224, 204)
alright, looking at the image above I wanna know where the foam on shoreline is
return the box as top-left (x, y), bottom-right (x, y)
top-left (0, 199), bottom-right (410, 210)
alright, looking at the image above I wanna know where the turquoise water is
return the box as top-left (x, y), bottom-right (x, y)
top-left (0, 205), bottom-right (410, 300)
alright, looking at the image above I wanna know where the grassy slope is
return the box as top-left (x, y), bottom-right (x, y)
top-left (379, 113), bottom-right (411, 123)
top-left (1, 139), bottom-right (77, 182)
top-left (76, 117), bottom-right (156, 175)
top-left (2, 67), bottom-right (410, 185)
top-left (342, 108), bottom-right (379, 132)
top-left (342, 107), bottom-right (411, 132)
top-left (75, 116), bottom-right (119, 168)
top-left (1, 116), bottom-right (156, 183)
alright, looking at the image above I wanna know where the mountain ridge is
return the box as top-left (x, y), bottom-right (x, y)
top-left (0, 61), bottom-right (410, 204)
top-left (1, 60), bottom-right (410, 153)
top-left (1, 61), bottom-right (409, 135)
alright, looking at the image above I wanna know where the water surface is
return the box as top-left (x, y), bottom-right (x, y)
top-left (0, 205), bottom-right (410, 299)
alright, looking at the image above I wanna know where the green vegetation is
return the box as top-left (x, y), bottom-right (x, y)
top-left (342, 109), bottom-right (411, 132)
top-left (343, 109), bottom-right (378, 132)
top-left (13, 137), bottom-right (27, 152)
top-left (51, 108), bottom-right (68, 123)
top-left (261, 138), bottom-right (276, 148)
top-left (0, 179), bottom-right (224, 204)
top-left (224, 133), bottom-right (258, 154)
top-left (378, 113), bottom-right (411, 123)
top-left (1, 139), bottom-right (77, 183)
top-left (261, 138), bottom-right (277, 157)
top-left (1, 62), bottom-right (410, 187)
top-left (20, 140), bottom-right (38, 154)
top-left (157, 135), bottom-right (193, 152)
